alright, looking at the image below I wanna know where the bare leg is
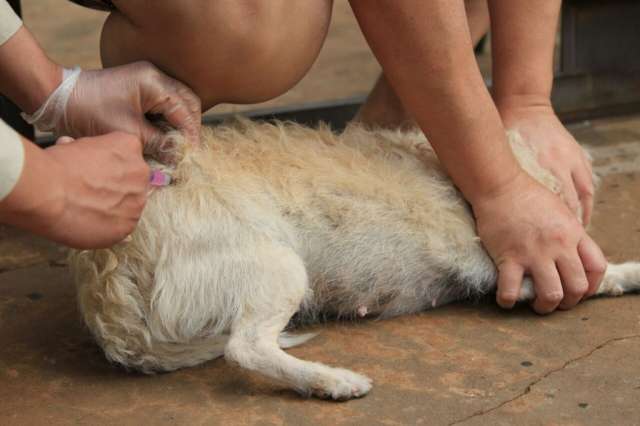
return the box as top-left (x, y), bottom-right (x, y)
top-left (355, 0), bottom-right (490, 128)
top-left (100, 0), bottom-right (334, 109)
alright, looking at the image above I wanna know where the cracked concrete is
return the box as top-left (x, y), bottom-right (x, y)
top-left (452, 336), bottom-right (640, 426)
top-left (449, 335), bottom-right (640, 426)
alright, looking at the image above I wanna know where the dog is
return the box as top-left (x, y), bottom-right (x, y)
top-left (69, 119), bottom-right (640, 400)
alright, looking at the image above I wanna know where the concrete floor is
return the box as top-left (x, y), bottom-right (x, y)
top-left (2, 2), bottom-right (639, 425)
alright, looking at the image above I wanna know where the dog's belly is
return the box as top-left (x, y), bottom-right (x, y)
top-left (279, 190), bottom-right (497, 321)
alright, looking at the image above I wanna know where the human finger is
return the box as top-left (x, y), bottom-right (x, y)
top-left (572, 168), bottom-right (595, 226)
top-left (141, 72), bottom-right (201, 145)
top-left (496, 261), bottom-right (525, 309)
top-left (578, 234), bottom-right (607, 298)
top-left (530, 262), bottom-right (563, 314)
top-left (556, 255), bottom-right (589, 310)
top-left (559, 171), bottom-right (581, 220)
top-left (56, 136), bottom-right (76, 145)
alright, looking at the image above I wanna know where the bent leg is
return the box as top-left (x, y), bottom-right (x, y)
top-left (224, 243), bottom-right (372, 400)
top-left (356, 0), bottom-right (490, 128)
top-left (101, 0), bottom-right (333, 109)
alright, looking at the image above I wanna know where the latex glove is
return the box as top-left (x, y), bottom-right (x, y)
top-left (22, 61), bottom-right (201, 146)
top-left (473, 172), bottom-right (606, 314)
top-left (500, 104), bottom-right (594, 225)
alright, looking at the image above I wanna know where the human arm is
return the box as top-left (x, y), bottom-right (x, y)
top-left (349, 0), bottom-right (606, 313)
top-left (0, 1), bottom-right (61, 114)
top-left (350, 0), bottom-right (521, 201)
top-left (489, 0), bottom-right (594, 225)
top-left (355, 0), bottom-right (491, 129)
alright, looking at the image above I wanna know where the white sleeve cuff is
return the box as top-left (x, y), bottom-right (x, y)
top-left (0, 0), bottom-right (22, 46)
top-left (0, 119), bottom-right (25, 201)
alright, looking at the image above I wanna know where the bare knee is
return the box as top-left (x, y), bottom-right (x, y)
top-left (101, 0), bottom-right (333, 109)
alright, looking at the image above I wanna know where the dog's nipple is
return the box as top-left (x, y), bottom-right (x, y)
top-left (357, 305), bottom-right (368, 317)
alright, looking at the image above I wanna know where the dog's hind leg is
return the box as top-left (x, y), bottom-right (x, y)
top-left (224, 243), bottom-right (372, 401)
top-left (596, 262), bottom-right (640, 296)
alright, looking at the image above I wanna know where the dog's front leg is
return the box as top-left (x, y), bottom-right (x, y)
top-left (516, 261), bottom-right (640, 302)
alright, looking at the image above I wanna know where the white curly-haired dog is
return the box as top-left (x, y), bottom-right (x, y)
top-left (70, 119), bottom-right (640, 400)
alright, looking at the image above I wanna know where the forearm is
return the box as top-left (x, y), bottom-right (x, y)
top-left (350, 0), bottom-right (522, 204)
top-left (0, 26), bottom-right (62, 113)
top-left (489, 0), bottom-right (560, 111)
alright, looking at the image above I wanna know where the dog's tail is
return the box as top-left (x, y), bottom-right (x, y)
top-left (278, 331), bottom-right (318, 348)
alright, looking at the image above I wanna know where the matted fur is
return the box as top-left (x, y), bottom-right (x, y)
top-left (70, 119), bottom-right (639, 400)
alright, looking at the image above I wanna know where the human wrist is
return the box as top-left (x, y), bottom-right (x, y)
top-left (0, 26), bottom-right (64, 114)
top-left (430, 108), bottom-right (530, 208)
top-left (4, 52), bottom-right (63, 115)
top-left (23, 61), bottom-right (64, 114)
top-left (491, 63), bottom-right (553, 118)
top-left (494, 93), bottom-right (554, 126)
top-left (0, 141), bottom-right (66, 236)
top-left (21, 66), bottom-right (82, 132)
top-left (469, 168), bottom-right (535, 216)
top-left (465, 163), bottom-right (529, 209)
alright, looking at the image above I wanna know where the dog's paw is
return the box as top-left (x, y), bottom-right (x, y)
top-left (517, 277), bottom-right (535, 302)
top-left (307, 367), bottom-right (372, 401)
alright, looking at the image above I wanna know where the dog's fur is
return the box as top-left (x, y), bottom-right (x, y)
top-left (70, 120), bottom-right (640, 400)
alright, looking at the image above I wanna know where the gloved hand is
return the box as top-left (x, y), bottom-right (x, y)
top-left (22, 61), bottom-right (201, 146)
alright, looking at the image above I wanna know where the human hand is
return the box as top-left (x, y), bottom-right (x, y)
top-left (23, 133), bottom-right (153, 249)
top-left (24, 61), bottom-right (201, 146)
top-left (42, 132), bottom-right (154, 249)
top-left (473, 172), bottom-right (607, 314)
top-left (499, 102), bottom-right (594, 225)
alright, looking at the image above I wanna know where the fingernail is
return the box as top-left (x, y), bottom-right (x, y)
top-left (150, 170), bottom-right (172, 187)
top-left (56, 136), bottom-right (75, 145)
